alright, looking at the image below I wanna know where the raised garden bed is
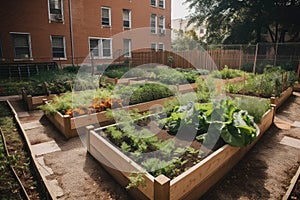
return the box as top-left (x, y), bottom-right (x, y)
top-left (294, 83), bottom-right (300, 92)
top-left (86, 103), bottom-right (275, 200)
top-left (105, 77), bottom-right (197, 94)
top-left (21, 88), bottom-right (63, 111)
top-left (270, 86), bottom-right (294, 109)
top-left (0, 101), bottom-right (54, 199)
top-left (229, 86), bottom-right (293, 111)
top-left (44, 96), bottom-right (174, 138)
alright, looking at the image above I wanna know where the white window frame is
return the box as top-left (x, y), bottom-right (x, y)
top-left (10, 32), bottom-right (33, 60)
top-left (50, 35), bottom-right (67, 60)
top-left (158, 43), bottom-right (164, 52)
top-left (123, 9), bottom-right (131, 29)
top-left (89, 37), bottom-right (112, 59)
top-left (159, 0), bottom-right (165, 9)
top-left (158, 16), bottom-right (165, 35)
top-left (123, 39), bottom-right (132, 58)
top-left (101, 7), bottom-right (111, 27)
top-left (150, 14), bottom-right (157, 34)
top-left (48, 0), bottom-right (64, 23)
top-left (151, 0), bottom-right (157, 7)
top-left (150, 43), bottom-right (157, 52)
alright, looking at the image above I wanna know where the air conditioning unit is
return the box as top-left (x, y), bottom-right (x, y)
top-left (55, 14), bottom-right (63, 20)
top-left (159, 29), bottom-right (166, 35)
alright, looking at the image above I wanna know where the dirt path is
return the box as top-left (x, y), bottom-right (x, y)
top-left (10, 99), bottom-right (130, 200)
top-left (8, 92), bottom-right (300, 200)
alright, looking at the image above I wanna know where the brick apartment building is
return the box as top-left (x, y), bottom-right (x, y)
top-left (0, 0), bottom-right (171, 66)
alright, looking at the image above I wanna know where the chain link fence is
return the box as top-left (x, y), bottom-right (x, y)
top-left (206, 43), bottom-right (300, 73)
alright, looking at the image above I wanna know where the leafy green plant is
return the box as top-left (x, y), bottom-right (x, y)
top-left (227, 68), bottom-right (296, 98)
top-left (164, 98), bottom-right (259, 147)
top-left (114, 83), bottom-right (174, 105)
top-left (126, 172), bottom-right (146, 190)
top-left (39, 88), bottom-right (112, 115)
top-left (195, 77), bottom-right (210, 102)
top-left (211, 65), bottom-right (243, 79)
top-left (234, 96), bottom-right (270, 123)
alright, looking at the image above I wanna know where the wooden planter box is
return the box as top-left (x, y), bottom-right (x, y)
top-left (294, 83), bottom-right (300, 92)
top-left (270, 86), bottom-right (294, 109)
top-left (44, 96), bottom-right (174, 139)
top-left (86, 107), bottom-right (275, 200)
top-left (21, 89), bottom-right (62, 111)
top-left (215, 76), bottom-right (245, 85)
top-left (105, 77), bottom-right (197, 94)
top-left (176, 83), bottom-right (197, 93)
top-left (104, 77), bottom-right (139, 85)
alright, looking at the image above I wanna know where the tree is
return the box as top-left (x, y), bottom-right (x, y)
top-left (185, 0), bottom-right (300, 44)
top-left (171, 29), bottom-right (204, 50)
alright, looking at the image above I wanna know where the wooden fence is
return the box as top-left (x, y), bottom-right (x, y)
top-left (130, 50), bottom-right (256, 70)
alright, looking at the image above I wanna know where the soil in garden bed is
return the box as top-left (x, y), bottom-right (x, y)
top-left (0, 101), bottom-right (47, 199)
top-left (102, 117), bottom-right (222, 180)
top-left (0, 134), bottom-right (24, 199)
top-left (289, 177), bottom-right (300, 200)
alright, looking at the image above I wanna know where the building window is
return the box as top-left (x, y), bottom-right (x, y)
top-left (123, 39), bottom-right (131, 57)
top-left (101, 7), bottom-right (111, 26)
top-left (11, 33), bottom-right (32, 59)
top-left (51, 36), bottom-right (66, 59)
top-left (158, 16), bottom-right (165, 35)
top-left (151, 43), bottom-right (157, 52)
top-left (123, 9), bottom-right (131, 29)
top-left (158, 43), bottom-right (164, 52)
top-left (89, 38), bottom-right (112, 59)
top-left (159, 0), bottom-right (165, 8)
top-left (151, 0), bottom-right (156, 7)
top-left (49, 0), bottom-right (63, 22)
top-left (150, 14), bottom-right (157, 34)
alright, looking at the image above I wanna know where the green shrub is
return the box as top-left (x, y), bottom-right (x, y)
top-left (211, 65), bottom-right (243, 79)
top-left (115, 83), bottom-right (174, 105)
top-left (62, 65), bottom-right (79, 73)
top-left (227, 68), bottom-right (296, 98)
top-left (241, 63), bottom-right (254, 73)
top-left (195, 78), bottom-right (210, 102)
top-left (234, 96), bottom-right (270, 123)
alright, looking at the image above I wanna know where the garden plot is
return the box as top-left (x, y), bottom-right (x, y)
top-left (41, 83), bottom-right (175, 138)
top-left (227, 67), bottom-right (297, 109)
top-left (87, 98), bottom-right (274, 200)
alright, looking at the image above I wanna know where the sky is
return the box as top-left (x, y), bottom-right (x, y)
top-left (171, 0), bottom-right (192, 20)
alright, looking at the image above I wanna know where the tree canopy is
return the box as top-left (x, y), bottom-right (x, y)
top-left (185, 0), bottom-right (300, 44)
top-left (171, 29), bottom-right (204, 50)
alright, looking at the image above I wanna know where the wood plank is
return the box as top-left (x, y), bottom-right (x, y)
top-left (271, 86), bottom-right (293, 109)
top-left (180, 147), bottom-right (248, 200)
top-left (294, 83), bottom-right (300, 92)
top-left (89, 131), bottom-right (154, 199)
top-left (170, 108), bottom-right (274, 200)
top-left (170, 145), bottom-right (240, 200)
top-left (88, 148), bottom-right (150, 200)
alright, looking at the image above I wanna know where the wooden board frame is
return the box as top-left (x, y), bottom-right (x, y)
top-left (21, 89), bottom-right (63, 111)
top-left (270, 86), bottom-right (294, 109)
top-left (86, 107), bottom-right (275, 200)
top-left (44, 96), bottom-right (175, 139)
top-left (293, 83), bottom-right (300, 92)
top-left (228, 86), bottom-right (293, 112)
